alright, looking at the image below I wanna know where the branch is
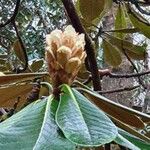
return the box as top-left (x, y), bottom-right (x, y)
top-left (123, 48), bottom-right (146, 89)
top-left (129, 0), bottom-right (150, 15)
top-left (12, 21), bottom-right (28, 73)
top-left (109, 70), bottom-right (150, 78)
top-left (98, 85), bottom-right (140, 94)
top-left (0, 0), bottom-right (21, 28)
top-left (61, 0), bottom-right (101, 91)
top-left (98, 69), bottom-right (150, 78)
top-left (114, 0), bottom-right (150, 6)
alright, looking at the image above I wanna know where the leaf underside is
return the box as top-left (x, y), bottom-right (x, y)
top-left (0, 97), bottom-right (75, 150)
top-left (56, 85), bottom-right (118, 147)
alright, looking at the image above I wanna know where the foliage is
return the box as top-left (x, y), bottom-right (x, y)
top-left (0, 0), bottom-right (150, 150)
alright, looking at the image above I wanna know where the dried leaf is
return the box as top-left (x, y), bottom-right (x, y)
top-left (13, 40), bottom-right (26, 64)
top-left (30, 59), bottom-right (44, 72)
top-left (0, 84), bottom-right (32, 108)
top-left (0, 66), bottom-right (8, 72)
top-left (0, 59), bottom-right (6, 64)
top-left (84, 90), bottom-right (145, 129)
top-left (110, 115), bottom-right (150, 142)
top-left (78, 87), bottom-right (149, 128)
top-left (0, 54), bottom-right (7, 59)
top-left (0, 73), bottom-right (48, 85)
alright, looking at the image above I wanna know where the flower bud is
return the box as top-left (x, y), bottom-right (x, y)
top-left (80, 51), bottom-right (87, 63)
top-left (46, 29), bottom-right (62, 55)
top-left (65, 57), bottom-right (81, 74)
top-left (57, 46), bottom-right (72, 67)
top-left (46, 46), bottom-right (55, 62)
top-left (45, 25), bottom-right (86, 86)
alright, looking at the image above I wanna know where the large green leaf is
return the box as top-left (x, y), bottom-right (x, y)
top-left (114, 134), bottom-right (140, 150)
top-left (78, 0), bottom-right (112, 30)
top-left (115, 4), bottom-right (127, 39)
top-left (106, 34), bottom-right (146, 60)
top-left (118, 128), bottom-right (150, 150)
top-left (0, 96), bottom-right (75, 150)
top-left (56, 84), bottom-right (118, 147)
top-left (79, 0), bottom-right (105, 22)
top-left (103, 39), bottom-right (122, 67)
top-left (127, 5), bottom-right (150, 39)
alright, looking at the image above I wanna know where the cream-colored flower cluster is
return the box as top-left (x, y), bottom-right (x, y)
top-left (45, 25), bottom-right (86, 86)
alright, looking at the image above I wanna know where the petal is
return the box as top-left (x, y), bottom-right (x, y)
top-left (46, 29), bottom-right (62, 48)
top-left (57, 46), bottom-right (72, 67)
top-left (65, 57), bottom-right (81, 74)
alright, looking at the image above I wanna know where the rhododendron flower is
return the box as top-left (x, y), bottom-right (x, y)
top-left (45, 25), bottom-right (86, 86)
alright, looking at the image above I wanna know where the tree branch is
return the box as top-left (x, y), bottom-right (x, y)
top-left (0, 0), bottom-right (21, 28)
top-left (123, 48), bottom-right (146, 89)
top-left (109, 70), bottom-right (150, 78)
top-left (61, 0), bottom-right (101, 91)
top-left (12, 21), bottom-right (28, 73)
top-left (98, 85), bottom-right (140, 94)
top-left (98, 69), bottom-right (150, 78)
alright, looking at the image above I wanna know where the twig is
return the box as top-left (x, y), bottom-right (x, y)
top-left (94, 26), bottom-right (103, 42)
top-left (98, 68), bottom-right (150, 78)
top-left (12, 21), bottom-right (28, 73)
top-left (98, 85), bottom-right (140, 94)
top-left (61, 0), bottom-right (101, 91)
top-left (109, 70), bottom-right (150, 78)
top-left (129, 0), bottom-right (150, 15)
top-left (0, 0), bottom-right (21, 28)
top-left (115, 0), bottom-right (150, 7)
top-left (103, 28), bottom-right (139, 33)
top-left (82, 76), bottom-right (92, 85)
top-left (123, 48), bottom-right (146, 89)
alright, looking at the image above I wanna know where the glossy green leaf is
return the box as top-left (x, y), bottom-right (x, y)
top-left (78, 0), bottom-right (112, 30)
top-left (114, 134), bottom-right (140, 150)
top-left (0, 96), bottom-right (75, 150)
top-left (99, 0), bottom-right (112, 20)
top-left (118, 128), bottom-right (150, 150)
top-left (115, 4), bottom-right (127, 38)
top-left (79, 0), bottom-right (105, 22)
top-left (56, 84), bottom-right (118, 147)
top-left (127, 6), bottom-right (150, 39)
top-left (106, 34), bottom-right (146, 60)
top-left (103, 39), bottom-right (122, 67)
